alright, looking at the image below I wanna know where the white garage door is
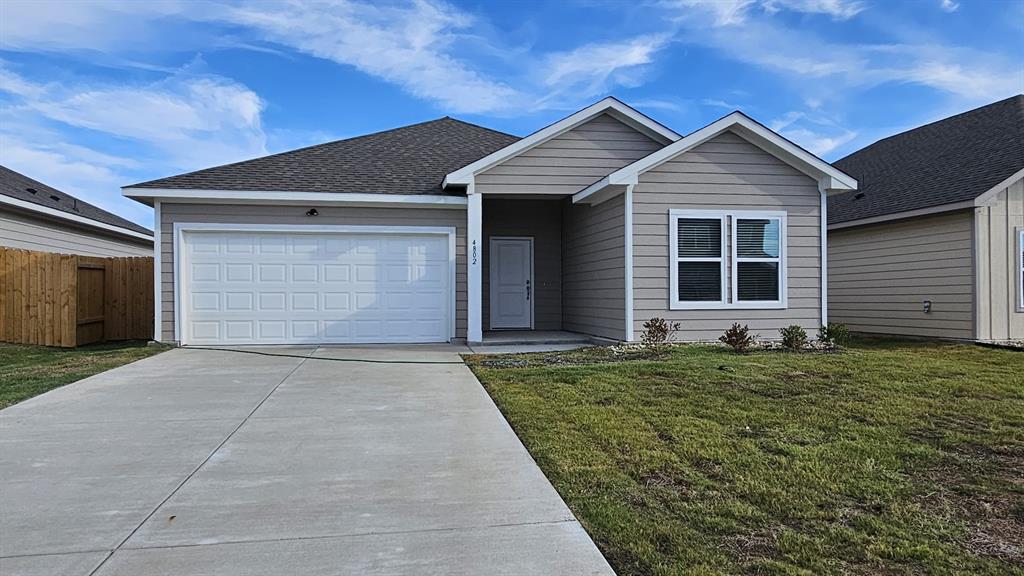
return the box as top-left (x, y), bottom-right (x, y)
top-left (180, 229), bottom-right (452, 345)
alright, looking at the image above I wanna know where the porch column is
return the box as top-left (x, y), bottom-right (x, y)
top-left (467, 191), bottom-right (483, 343)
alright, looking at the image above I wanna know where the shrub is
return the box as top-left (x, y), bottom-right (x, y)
top-left (720, 323), bottom-right (757, 354)
top-left (641, 317), bottom-right (680, 351)
top-left (779, 325), bottom-right (808, 351)
top-left (817, 322), bottom-right (850, 350)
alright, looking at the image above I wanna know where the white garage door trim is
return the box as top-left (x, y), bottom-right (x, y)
top-left (173, 223), bottom-right (457, 345)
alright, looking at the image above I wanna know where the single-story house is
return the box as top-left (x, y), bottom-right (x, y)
top-left (1, 165), bottom-right (153, 257)
top-left (828, 94), bottom-right (1023, 342)
top-left (123, 97), bottom-right (857, 346)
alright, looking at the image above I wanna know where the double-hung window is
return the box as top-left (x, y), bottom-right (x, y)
top-left (1018, 228), bottom-right (1024, 311)
top-left (669, 209), bottom-right (787, 309)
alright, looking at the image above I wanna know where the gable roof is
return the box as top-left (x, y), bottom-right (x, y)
top-left (0, 165), bottom-right (152, 238)
top-left (442, 97), bottom-right (680, 188)
top-left (828, 94), bottom-right (1024, 226)
top-left (574, 110), bottom-right (857, 204)
top-left (126, 117), bottom-right (519, 197)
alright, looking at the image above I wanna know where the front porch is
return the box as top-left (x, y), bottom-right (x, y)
top-left (469, 330), bottom-right (596, 354)
top-left (466, 195), bottom-right (629, 345)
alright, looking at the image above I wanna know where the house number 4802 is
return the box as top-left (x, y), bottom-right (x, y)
top-left (471, 240), bottom-right (478, 265)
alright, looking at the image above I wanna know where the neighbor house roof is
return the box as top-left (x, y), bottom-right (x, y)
top-left (127, 117), bottom-right (520, 196)
top-left (829, 94), bottom-right (1024, 226)
top-left (0, 165), bottom-right (152, 237)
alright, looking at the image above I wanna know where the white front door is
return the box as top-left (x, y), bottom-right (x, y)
top-left (489, 237), bottom-right (533, 329)
top-left (180, 229), bottom-right (452, 345)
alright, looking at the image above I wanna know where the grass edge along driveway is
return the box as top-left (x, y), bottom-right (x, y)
top-left (0, 341), bottom-right (170, 409)
top-left (466, 339), bottom-right (1024, 576)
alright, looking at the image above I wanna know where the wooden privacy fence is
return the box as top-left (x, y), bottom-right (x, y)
top-left (0, 247), bottom-right (153, 347)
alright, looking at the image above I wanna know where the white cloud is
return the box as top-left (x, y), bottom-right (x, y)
top-left (671, 0), bottom-right (863, 26)
top-left (1, 67), bottom-right (267, 170)
top-left (217, 0), bottom-right (523, 114)
top-left (538, 35), bottom-right (671, 104)
top-left (940, 0), bottom-right (959, 13)
top-left (779, 126), bottom-right (857, 156)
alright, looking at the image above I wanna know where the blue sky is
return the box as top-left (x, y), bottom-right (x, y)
top-left (1, 0), bottom-right (1022, 228)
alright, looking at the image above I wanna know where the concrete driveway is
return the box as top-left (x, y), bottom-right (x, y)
top-left (0, 345), bottom-right (613, 575)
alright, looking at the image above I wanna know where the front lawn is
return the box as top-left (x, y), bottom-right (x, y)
top-left (0, 341), bottom-right (170, 409)
top-left (466, 339), bottom-right (1024, 575)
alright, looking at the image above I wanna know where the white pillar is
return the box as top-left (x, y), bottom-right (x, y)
top-left (467, 190), bottom-right (483, 343)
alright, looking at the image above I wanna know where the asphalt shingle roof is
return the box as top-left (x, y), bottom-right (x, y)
top-left (128, 117), bottom-right (521, 195)
top-left (0, 165), bottom-right (152, 236)
top-left (829, 95), bottom-right (1024, 225)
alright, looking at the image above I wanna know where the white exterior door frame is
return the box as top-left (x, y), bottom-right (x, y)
top-left (173, 222), bottom-right (457, 345)
top-left (488, 236), bottom-right (534, 330)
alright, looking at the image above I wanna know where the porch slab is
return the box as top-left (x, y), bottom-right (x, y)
top-left (469, 331), bottom-right (598, 354)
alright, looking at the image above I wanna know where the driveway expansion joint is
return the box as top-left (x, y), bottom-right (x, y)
top-left (84, 346), bottom-right (317, 576)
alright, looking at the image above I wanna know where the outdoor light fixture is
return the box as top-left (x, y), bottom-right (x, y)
top-left (923, 300), bottom-right (932, 313)
top-left (305, 208), bottom-right (318, 217)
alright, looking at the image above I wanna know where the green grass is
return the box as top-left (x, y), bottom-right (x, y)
top-left (0, 341), bottom-right (170, 408)
top-left (466, 338), bottom-right (1024, 575)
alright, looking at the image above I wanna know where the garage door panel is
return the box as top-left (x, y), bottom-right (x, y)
top-left (182, 230), bottom-right (451, 345)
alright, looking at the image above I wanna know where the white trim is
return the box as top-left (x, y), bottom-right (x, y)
top-left (624, 184), bottom-right (635, 342)
top-left (153, 200), bottom-right (162, 342)
top-left (669, 209), bottom-right (728, 310)
top-left (467, 192), bottom-right (483, 343)
top-left (668, 209), bottom-right (788, 310)
top-left (820, 190), bottom-right (828, 327)
top-left (488, 236), bottom-right (535, 330)
top-left (0, 194), bottom-right (154, 241)
top-left (444, 97), bottom-right (680, 189)
top-left (974, 168), bottom-right (1024, 207)
top-left (574, 112), bottom-right (857, 204)
top-left (172, 223), bottom-right (457, 346)
top-left (124, 188), bottom-right (467, 207)
top-left (730, 212), bottom-right (787, 309)
top-left (828, 200), bottom-right (976, 230)
top-left (1017, 227), bottom-right (1023, 313)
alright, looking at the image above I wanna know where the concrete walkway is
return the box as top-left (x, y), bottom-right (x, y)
top-left (0, 345), bottom-right (613, 575)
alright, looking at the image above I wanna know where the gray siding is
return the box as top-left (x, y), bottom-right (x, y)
top-left (975, 175), bottom-right (1024, 341)
top-left (562, 193), bottom-right (626, 340)
top-left (159, 203), bottom-right (466, 343)
top-left (475, 113), bottom-right (663, 195)
top-left (0, 208), bottom-right (152, 257)
top-left (828, 210), bottom-right (975, 339)
top-left (482, 199), bottom-right (562, 330)
top-left (632, 131), bottom-right (823, 341)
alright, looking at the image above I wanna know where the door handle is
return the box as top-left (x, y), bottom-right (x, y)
top-left (526, 279), bottom-right (531, 301)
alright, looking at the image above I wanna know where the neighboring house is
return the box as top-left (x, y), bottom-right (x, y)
top-left (1, 165), bottom-right (153, 257)
top-left (123, 97), bottom-right (856, 346)
top-left (828, 95), bottom-right (1024, 342)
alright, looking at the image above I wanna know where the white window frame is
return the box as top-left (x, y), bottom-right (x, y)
top-left (1017, 228), bottom-right (1023, 312)
top-left (669, 210), bottom-right (728, 309)
top-left (732, 212), bottom-right (788, 310)
top-left (668, 209), bottom-right (788, 310)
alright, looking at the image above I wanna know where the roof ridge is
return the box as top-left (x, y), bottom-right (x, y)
top-left (442, 116), bottom-right (520, 140)
top-left (125, 116), bottom-right (466, 189)
top-left (839, 94), bottom-right (1024, 162)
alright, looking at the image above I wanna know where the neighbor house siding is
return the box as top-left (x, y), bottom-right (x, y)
top-left (158, 203), bottom-right (467, 343)
top-left (0, 208), bottom-right (152, 257)
top-left (631, 131), bottom-right (823, 341)
top-left (474, 113), bottom-right (664, 196)
top-left (482, 198), bottom-right (562, 330)
top-left (975, 175), bottom-right (1024, 341)
top-left (828, 210), bottom-right (975, 339)
top-left (562, 193), bottom-right (626, 340)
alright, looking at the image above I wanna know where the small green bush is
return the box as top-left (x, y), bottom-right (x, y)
top-left (817, 322), bottom-right (851, 350)
top-left (641, 317), bottom-right (680, 352)
top-left (779, 325), bottom-right (808, 351)
top-left (720, 323), bottom-right (757, 354)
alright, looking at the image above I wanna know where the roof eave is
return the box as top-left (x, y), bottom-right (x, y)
top-left (0, 193), bottom-right (153, 241)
